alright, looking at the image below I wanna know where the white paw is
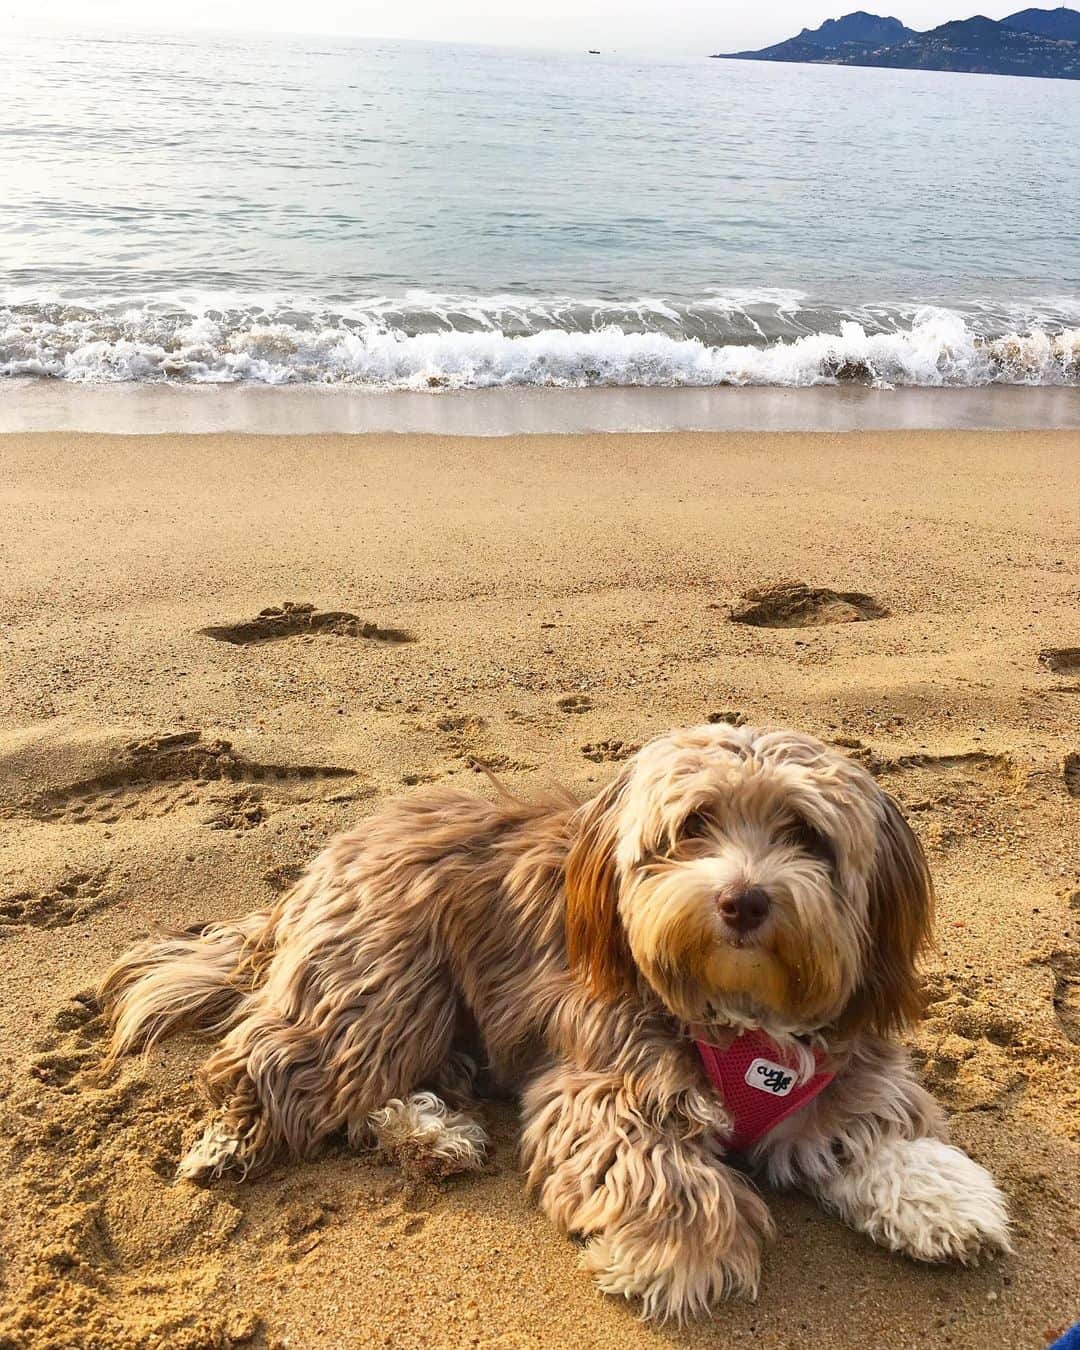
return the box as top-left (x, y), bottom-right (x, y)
top-left (829, 1136), bottom-right (1012, 1264)
top-left (177, 1120), bottom-right (245, 1183)
top-left (369, 1091), bottom-right (488, 1178)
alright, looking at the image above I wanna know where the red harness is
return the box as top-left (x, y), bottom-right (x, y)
top-left (695, 1029), bottom-right (834, 1153)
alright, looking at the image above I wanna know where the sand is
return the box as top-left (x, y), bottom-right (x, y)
top-left (0, 427), bottom-right (1077, 1350)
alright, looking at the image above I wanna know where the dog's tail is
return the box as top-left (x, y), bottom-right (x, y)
top-left (99, 909), bottom-right (275, 1063)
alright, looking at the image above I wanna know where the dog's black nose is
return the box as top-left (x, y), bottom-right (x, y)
top-left (717, 885), bottom-right (770, 934)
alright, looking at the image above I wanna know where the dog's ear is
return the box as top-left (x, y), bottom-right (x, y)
top-left (840, 791), bottom-right (935, 1037)
top-left (564, 774), bottom-right (636, 1001)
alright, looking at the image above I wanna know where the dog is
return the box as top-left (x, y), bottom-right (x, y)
top-left (99, 723), bottom-right (1010, 1321)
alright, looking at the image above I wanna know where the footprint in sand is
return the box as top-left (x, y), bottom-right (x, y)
top-left (581, 739), bottom-right (639, 763)
top-left (556, 694), bottom-right (593, 714)
top-left (200, 790), bottom-right (268, 831)
top-left (262, 862), bottom-right (306, 894)
top-left (1039, 648), bottom-right (1080, 675)
top-left (423, 711), bottom-right (499, 776)
top-left (1040, 949), bottom-right (1080, 1045)
top-left (465, 752), bottom-right (534, 774)
top-left (199, 601), bottom-right (413, 646)
top-left (730, 582), bottom-right (887, 629)
top-left (435, 713), bottom-right (486, 735)
top-left (262, 1192), bottom-right (343, 1263)
top-left (0, 869), bottom-right (113, 936)
top-left (915, 974), bottom-right (1027, 1113)
top-left (29, 991), bottom-right (104, 1091)
top-left (369, 1184), bottom-right (434, 1247)
top-left (873, 750), bottom-right (1019, 804)
top-left (7, 730), bottom-right (362, 827)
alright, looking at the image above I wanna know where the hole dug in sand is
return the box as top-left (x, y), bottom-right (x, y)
top-left (730, 582), bottom-right (888, 629)
top-left (1039, 648), bottom-right (1080, 675)
top-left (200, 601), bottom-right (413, 646)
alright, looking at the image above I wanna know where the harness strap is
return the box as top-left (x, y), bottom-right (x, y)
top-left (695, 1028), bottom-right (835, 1153)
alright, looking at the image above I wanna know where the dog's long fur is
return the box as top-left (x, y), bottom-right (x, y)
top-left (100, 724), bottom-right (1010, 1320)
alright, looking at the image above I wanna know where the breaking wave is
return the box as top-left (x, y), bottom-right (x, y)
top-left (2, 295), bottom-right (1078, 389)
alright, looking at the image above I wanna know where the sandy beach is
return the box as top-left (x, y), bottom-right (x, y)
top-left (0, 426), bottom-right (1077, 1350)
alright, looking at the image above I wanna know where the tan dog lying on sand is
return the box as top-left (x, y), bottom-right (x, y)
top-left (101, 722), bottom-right (1010, 1322)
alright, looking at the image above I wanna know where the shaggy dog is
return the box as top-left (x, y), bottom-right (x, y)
top-left (100, 723), bottom-right (1010, 1321)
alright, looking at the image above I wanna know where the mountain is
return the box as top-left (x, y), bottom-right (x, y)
top-left (713, 6), bottom-right (1080, 79)
top-left (860, 13), bottom-right (1080, 76)
top-left (793, 11), bottom-right (916, 46)
top-left (1002, 5), bottom-right (1080, 38)
top-left (720, 10), bottom-right (917, 62)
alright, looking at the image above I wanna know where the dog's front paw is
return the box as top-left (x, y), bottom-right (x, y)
top-left (831, 1136), bottom-right (1012, 1265)
top-left (582, 1189), bottom-right (772, 1323)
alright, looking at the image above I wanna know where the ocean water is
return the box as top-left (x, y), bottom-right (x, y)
top-left (2, 28), bottom-right (1079, 392)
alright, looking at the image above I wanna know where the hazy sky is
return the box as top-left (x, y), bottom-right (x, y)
top-left (6, 0), bottom-right (1054, 57)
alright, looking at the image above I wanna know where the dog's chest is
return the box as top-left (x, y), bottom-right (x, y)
top-left (695, 1030), bottom-right (834, 1153)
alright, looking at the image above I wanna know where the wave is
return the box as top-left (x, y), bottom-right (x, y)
top-left (1, 296), bottom-right (1078, 389)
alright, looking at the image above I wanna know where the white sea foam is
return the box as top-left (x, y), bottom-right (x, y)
top-left (1, 300), bottom-right (1077, 389)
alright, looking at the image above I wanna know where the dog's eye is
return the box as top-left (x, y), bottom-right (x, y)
top-left (681, 810), bottom-right (713, 839)
top-left (787, 819), bottom-right (835, 865)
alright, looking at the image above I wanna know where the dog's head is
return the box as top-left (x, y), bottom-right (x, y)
top-left (564, 724), bottom-right (933, 1037)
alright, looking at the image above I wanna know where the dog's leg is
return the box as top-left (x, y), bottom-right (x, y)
top-left (760, 1037), bottom-right (1011, 1264)
top-left (178, 946), bottom-right (462, 1182)
top-left (178, 1055), bottom-right (267, 1182)
top-left (814, 1134), bottom-right (1012, 1264)
top-left (521, 1060), bottom-right (773, 1322)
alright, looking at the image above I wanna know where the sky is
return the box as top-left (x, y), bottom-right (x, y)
top-left (3, 0), bottom-right (1062, 58)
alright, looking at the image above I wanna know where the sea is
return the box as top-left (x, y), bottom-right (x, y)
top-left (2, 27), bottom-right (1079, 430)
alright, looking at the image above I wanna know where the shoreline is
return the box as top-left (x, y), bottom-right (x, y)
top-left (1, 380), bottom-right (1079, 435)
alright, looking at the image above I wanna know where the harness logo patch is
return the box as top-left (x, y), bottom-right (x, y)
top-left (745, 1057), bottom-right (795, 1097)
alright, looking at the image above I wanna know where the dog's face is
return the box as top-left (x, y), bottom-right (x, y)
top-left (565, 724), bottom-right (933, 1037)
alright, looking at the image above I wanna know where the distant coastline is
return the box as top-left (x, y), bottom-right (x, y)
top-left (713, 5), bottom-right (1080, 80)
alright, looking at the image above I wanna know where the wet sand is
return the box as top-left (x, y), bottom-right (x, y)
top-left (2, 380), bottom-right (1080, 437)
top-left (0, 428), bottom-right (1077, 1349)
